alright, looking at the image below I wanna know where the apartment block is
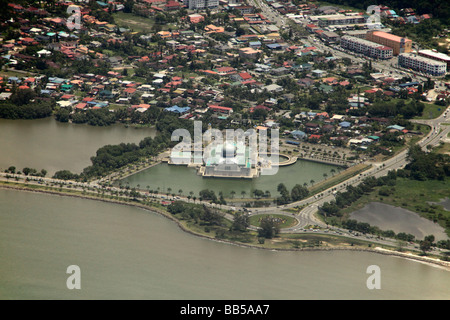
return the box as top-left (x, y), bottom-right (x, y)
top-left (398, 53), bottom-right (447, 76)
top-left (341, 36), bottom-right (393, 60)
top-left (310, 14), bottom-right (366, 27)
top-left (184, 0), bottom-right (218, 10)
top-left (418, 50), bottom-right (450, 71)
top-left (366, 30), bottom-right (412, 55)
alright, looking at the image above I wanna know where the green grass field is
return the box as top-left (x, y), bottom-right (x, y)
top-left (249, 214), bottom-right (298, 229)
top-left (112, 12), bottom-right (177, 33)
top-left (113, 12), bottom-right (156, 33)
top-left (415, 103), bottom-right (447, 120)
top-left (432, 142), bottom-right (450, 155)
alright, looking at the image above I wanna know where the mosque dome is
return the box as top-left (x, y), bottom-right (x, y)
top-left (222, 142), bottom-right (236, 158)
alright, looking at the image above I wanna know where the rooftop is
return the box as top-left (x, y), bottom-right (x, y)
top-left (418, 50), bottom-right (450, 62)
top-left (399, 53), bottom-right (447, 66)
top-left (370, 31), bottom-right (411, 43)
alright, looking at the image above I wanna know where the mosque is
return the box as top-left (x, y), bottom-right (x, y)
top-left (168, 123), bottom-right (280, 178)
top-left (198, 141), bottom-right (259, 178)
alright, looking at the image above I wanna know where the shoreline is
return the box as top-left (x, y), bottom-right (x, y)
top-left (1, 183), bottom-right (449, 270)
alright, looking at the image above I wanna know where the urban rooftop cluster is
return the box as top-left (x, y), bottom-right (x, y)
top-left (0, 0), bottom-right (449, 162)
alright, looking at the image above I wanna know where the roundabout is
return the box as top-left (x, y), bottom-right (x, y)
top-left (249, 213), bottom-right (299, 229)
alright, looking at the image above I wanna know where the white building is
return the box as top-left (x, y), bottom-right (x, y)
top-left (309, 13), bottom-right (366, 27)
top-left (398, 53), bottom-right (447, 76)
top-left (184, 0), bottom-right (218, 10)
top-left (418, 50), bottom-right (450, 71)
top-left (341, 36), bottom-right (393, 60)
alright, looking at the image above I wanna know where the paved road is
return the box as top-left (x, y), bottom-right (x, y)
top-left (280, 106), bottom-right (450, 227)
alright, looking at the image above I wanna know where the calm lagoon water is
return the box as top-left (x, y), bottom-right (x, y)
top-left (0, 118), bottom-right (156, 174)
top-left (350, 202), bottom-right (449, 241)
top-left (119, 161), bottom-right (339, 199)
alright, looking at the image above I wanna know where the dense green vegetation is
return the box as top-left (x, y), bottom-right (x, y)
top-left (319, 144), bottom-right (450, 250)
top-left (60, 108), bottom-right (118, 126)
top-left (168, 201), bottom-right (225, 227)
top-left (391, 19), bottom-right (448, 53)
top-left (0, 101), bottom-right (53, 119)
top-left (52, 112), bottom-right (197, 180)
top-left (276, 183), bottom-right (309, 204)
top-left (4, 166), bottom-right (47, 177)
top-left (406, 144), bottom-right (450, 180)
top-left (53, 134), bottom-right (170, 180)
top-left (0, 89), bottom-right (54, 119)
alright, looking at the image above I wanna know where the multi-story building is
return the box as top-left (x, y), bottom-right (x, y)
top-left (309, 13), bottom-right (366, 27)
top-left (398, 53), bottom-right (447, 76)
top-left (321, 31), bottom-right (340, 43)
top-left (340, 36), bottom-right (393, 60)
top-left (183, 0), bottom-right (218, 10)
top-left (341, 28), bottom-right (392, 39)
top-left (366, 30), bottom-right (412, 55)
top-left (418, 50), bottom-right (450, 71)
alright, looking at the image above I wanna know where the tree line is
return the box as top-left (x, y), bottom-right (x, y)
top-left (168, 201), bottom-right (225, 228)
top-left (276, 183), bottom-right (309, 205)
top-left (0, 96), bottom-right (54, 120)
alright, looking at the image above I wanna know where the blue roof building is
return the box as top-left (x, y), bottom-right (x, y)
top-left (399, 82), bottom-right (420, 88)
top-left (266, 43), bottom-right (282, 50)
top-left (249, 41), bottom-right (262, 47)
top-left (291, 130), bottom-right (307, 139)
top-left (387, 125), bottom-right (405, 131)
top-left (164, 105), bottom-right (190, 113)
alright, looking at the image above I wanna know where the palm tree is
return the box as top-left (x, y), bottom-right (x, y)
top-left (323, 173), bottom-right (328, 180)
top-left (230, 190), bottom-right (236, 199)
top-left (241, 190), bottom-right (246, 198)
top-left (310, 179), bottom-right (315, 186)
top-left (331, 168), bottom-right (336, 177)
top-left (178, 189), bottom-right (183, 196)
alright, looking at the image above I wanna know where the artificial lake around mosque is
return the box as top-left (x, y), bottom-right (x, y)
top-left (119, 160), bottom-right (340, 199)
